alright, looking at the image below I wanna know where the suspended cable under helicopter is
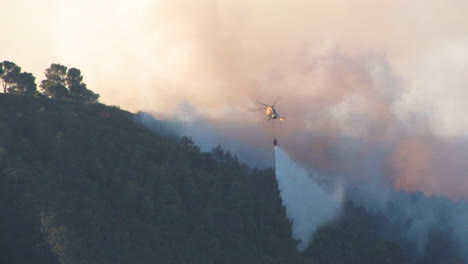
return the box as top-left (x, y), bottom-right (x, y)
top-left (253, 100), bottom-right (285, 146)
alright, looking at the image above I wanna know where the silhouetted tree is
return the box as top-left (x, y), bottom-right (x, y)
top-left (9, 72), bottom-right (37, 95)
top-left (0, 61), bottom-right (21, 93)
top-left (40, 65), bottom-right (99, 102)
top-left (66, 68), bottom-right (86, 96)
top-left (40, 64), bottom-right (69, 98)
top-left (67, 67), bottom-right (99, 103)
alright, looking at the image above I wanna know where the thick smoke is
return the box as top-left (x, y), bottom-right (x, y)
top-left (274, 147), bottom-right (342, 250)
top-left (127, 1), bottom-right (468, 255)
top-left (135, 110), bottom-right (274, 168)
top-left (4, 0), bottom-right (468, 257)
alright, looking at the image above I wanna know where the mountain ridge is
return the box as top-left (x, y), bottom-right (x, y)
top-left (0, 94), bottom-right (462, 264)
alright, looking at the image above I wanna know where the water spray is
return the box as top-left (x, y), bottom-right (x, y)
top-left (273, 146), bottom-right (343, 250)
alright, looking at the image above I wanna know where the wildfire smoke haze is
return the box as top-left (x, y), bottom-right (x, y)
top-left (3, 0), bottom-right (468, 198)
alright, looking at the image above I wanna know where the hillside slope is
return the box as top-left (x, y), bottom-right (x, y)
top-left (0, 94), bottom-right (301, 263)
top-left (0, 94), bottom-right (462, 264)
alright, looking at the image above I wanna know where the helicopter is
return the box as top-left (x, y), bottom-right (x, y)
top-left (253, 100), bottom-right (285, 146)
top-left (254, 100), bottom-right (285, 122)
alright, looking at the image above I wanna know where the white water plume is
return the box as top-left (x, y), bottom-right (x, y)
top-left (274, 146), bottom-right (343, 250)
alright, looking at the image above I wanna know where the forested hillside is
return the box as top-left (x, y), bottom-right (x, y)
top-left (0, 94), bottom-right (463, 264)
top-left (0, 94), bottom-right (301, 263)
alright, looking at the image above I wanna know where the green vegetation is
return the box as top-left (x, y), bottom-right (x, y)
top-left (40, 63), bottom-right (99, 102)
top-left (1, 60), bottom-right (98, 102)
top-left (0, 91), bottom-right (463, 263)
top-left (0, 61), bottom-right (36, 95)
top-left (0, 94), bottom-right (299, 263)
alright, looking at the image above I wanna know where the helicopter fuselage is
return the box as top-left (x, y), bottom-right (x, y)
top-left (265, 106), bottom-right (284, 121)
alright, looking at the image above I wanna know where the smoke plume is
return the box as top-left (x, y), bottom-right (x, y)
top-left (4, 0), bottom-right (468, 257)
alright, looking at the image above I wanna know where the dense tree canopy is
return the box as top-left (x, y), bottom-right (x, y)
top-left (1, 61), bottom-right (98, 101)
top-left (66, 67), bottom-right (84, 95)
top-left (0, 61), bottom-right (21, 93)
top-left (67, 67), bottom-right (99, 102)
top-left (40, 63), bottom-right (69, 98)
top-left (40, 63), bottom-right (99, 102)
top-left (0, 61), bottom-right (37, 95)
top-left (0, 94), bottom-right (300, 263)
top-left (10, 72), bottom-right (37, 95)
top-left (0, 90), bottom-right (463, 263)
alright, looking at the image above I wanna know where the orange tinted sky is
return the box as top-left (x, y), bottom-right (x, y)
top-left (2, 0), bottom-right (468, 198)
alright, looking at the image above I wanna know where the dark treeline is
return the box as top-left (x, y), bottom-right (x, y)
top-left (0, 94), bottom-right (300, 263)
top-left (0, 61), bottom-right (99, 102)
top-left (0, 93), bottom-right (464, 263)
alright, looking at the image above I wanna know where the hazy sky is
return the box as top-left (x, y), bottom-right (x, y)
top-left (3, 0), bottom-right (468, 198)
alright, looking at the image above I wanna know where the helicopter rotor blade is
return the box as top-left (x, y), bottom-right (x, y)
top-left (249, 107), bottom-right (266, 111)
top-left (272, 97), bottom-right (282, 107)
top-left (254, 100), bottom-right (270, 107)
